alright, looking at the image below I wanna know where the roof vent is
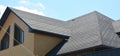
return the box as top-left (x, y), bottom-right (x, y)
top-left (71, 19), bottom-right (75, 21)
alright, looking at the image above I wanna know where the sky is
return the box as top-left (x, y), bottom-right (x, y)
top-left (0, 0), bottom-right (120, 21)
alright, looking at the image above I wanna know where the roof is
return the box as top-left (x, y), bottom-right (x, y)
top-left (1, 7), bottom-right (120, 55)
top-left (57, 11), bottom-right (120, 54)
top-left (112, 20), bottom-right (120, 32)
top-left (0, 7), bottom-right (70, 38)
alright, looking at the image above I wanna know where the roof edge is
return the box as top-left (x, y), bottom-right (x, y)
top-left (57, 45), bottom-right (114, 55)
top-left (0, 7), bottom-right (11, 27)
top-left (29, 28), bottom-right (69, 39)
top-left (0, 7), bottom-right (32, 29)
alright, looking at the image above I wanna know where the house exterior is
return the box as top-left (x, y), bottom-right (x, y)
top-left (0, 7), bottom-right (120, 56)
top-left (0, 7), bottom-right (69, 56)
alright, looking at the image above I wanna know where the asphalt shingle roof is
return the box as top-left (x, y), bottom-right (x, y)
top-left (57, 11), bottom-right (120, 54)
top-left (112, 20), bottom-right (120, 32)
top-left (9, 7), bottom-right (70, 36)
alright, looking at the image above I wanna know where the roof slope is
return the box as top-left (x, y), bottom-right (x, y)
top-left (112, 20), bottom-right (120, 32)
top-left (57, 11), bottom-right (120, 54)
top-left (9, 7), bottom-right (71, 36)
top-left (58, 11), bottom-right (102, 54)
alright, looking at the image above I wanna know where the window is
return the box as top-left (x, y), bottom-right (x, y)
top-left (14, 24), bottom-right (24, 46)
top-left (0, 27), bottom-right (10, 50)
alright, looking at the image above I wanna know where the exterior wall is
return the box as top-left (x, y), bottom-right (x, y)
top-left (0, 12), bottom-right (63, 56)
top-left (34, 33), bottom-right (62, 56)
top-left (0, 12), bottom-right (35, 56)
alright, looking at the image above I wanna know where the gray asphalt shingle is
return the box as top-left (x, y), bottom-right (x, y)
top-left (9, 7), bottom-right (70, 36)
top-left (58, 11), bottom-right (120, 54)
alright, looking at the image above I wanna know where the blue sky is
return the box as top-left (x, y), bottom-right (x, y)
top-left (0, 0), bottom-right (120, 21)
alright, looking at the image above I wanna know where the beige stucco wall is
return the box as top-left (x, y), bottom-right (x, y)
top-left (34, 33), bottom-right (62, 56)
top-left (0, 12), bottom-right (35, 56)
top-left (0, 12), bottom-right (63, 56)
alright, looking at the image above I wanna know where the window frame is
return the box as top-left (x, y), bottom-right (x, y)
top-left (0, 26), bottom-right (10, 50)
top-left (14, 24), bottom-right (24, 46)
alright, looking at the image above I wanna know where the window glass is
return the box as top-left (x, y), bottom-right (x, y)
top-left (14, 24), bottom-right (24, 46)
top-left (0, 27), bottom-right (10, 50)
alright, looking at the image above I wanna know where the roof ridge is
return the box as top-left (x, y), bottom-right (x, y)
top-left (67, 11), bottom-right (100, 21)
